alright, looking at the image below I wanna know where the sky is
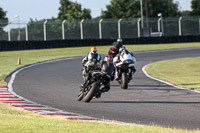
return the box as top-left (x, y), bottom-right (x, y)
top-left (0, 0), bottom-right (192, 22)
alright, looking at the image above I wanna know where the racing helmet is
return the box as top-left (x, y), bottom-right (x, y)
top-left (114, 38), bottom-right (123, 49)
top-left (91, 46), bottom-right (97, 53)
top-left (117, 38), bottom-right (123, 44)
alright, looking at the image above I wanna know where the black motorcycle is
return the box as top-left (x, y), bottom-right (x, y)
top-left (78, 56), bottom-right (114, 102)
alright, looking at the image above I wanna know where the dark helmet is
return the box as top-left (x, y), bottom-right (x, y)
top-left (113, 39), bottom-right (123, 49)
top-left (117, 38), bottom-right (123, 44)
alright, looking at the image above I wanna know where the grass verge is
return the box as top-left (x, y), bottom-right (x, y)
top-left (0, 42), bottom-right (200, 132)
top-left (146, 57), bottom-right (200, 91)
top-left (0, 102), bottom-right (199, 133)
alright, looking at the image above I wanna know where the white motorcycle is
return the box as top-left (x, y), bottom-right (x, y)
top-left (114, 47), bottom-right (136, 89)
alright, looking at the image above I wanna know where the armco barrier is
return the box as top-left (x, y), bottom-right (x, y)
top-left (0, 35), bottom-right (200, 52)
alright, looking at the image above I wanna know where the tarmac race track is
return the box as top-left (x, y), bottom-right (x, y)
top-left (9, 48), bottom-right (200, 130)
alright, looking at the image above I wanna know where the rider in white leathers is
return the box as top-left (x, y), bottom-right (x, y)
top-left (81, 46), bottom-right (101, 88)
top-left (113, 46), bottom-right (136, 80)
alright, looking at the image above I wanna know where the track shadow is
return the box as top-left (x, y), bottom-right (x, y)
top-left (111, 84), bottom-right (170, 88)
top-left (126, 88), bottom-right (185, 91)
top-left (110, 84), bottom-right (184, 91)
top-left (93, 101), bottom-right (200, 104)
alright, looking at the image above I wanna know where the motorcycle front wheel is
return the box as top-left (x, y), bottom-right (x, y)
top-left (121, 72), bottom-right (128, 89)
top-left (77, 91), bottom-right (84, 101)
top-left (82, 83), bottom-right (100, 102)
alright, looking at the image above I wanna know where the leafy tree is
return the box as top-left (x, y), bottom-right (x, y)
top-left (58, 0), bottom-right (91, 20)
top-left (181, 11), bottom-right (191, 16)
top-left (190, 0), bottom-right (200, 16)
top-left (57, 0), bottom-right (93, 40)
top-left (0, 7), bottom-right (8, 40)
top-left (101, 0), bottom-right (140, 19)
top-left (147, 0), bottom-right (181, 17)
top-left (0, 7), bottom-right (7, 20)
top-left (100, 0), bottom-right (181, 19)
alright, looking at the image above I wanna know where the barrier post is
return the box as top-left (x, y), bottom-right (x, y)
top-left (43, 20), bottom-right (48, 41)
top-left (137, 18), bottom-right (141, 37)
top-left (62, 20), bottom-right (66, 40)
top-left (25, 21), bottom-right (29, 41)
top-left (158, 18), bottom-right (161, 32)
top-left (118, 19), bottom-right (122, 38)
top-left (99, 19), bottom-right (103, 39)
top-left (179, 17), bottom-right (182, 36)
top-left (80, 19), bottom-right (84, 39)
top-left (199, 18), bottom-right (200, 35)
top-left (8, 21), bottom-right (11, 41)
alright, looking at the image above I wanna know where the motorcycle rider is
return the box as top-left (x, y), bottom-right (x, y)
top-left (107, 38), bottom-right (124, 80)
top-left (100, 56), bottom-right (115, 93)
top-left (108, 38), bottom-right (123, 58)
top-left (81, 46), bottom-right (101, 88)
top-left (113, 45), bottom-right (136, 80)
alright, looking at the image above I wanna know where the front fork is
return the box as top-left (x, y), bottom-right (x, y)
top-left (128, 66), bottom-right (136, 80)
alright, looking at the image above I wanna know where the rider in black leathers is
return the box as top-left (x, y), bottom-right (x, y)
top-left (108, 38), bottom-right (124, 80)
top-left (100, 56), bottom-right (115, 93)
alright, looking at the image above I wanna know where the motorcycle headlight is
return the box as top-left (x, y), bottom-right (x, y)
top-left (123, 60), bottom-right (133, 64)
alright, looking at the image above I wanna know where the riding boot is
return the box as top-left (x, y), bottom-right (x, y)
top-left (101, 84), bottom-right (110, 93)
top-left (115, 69), bottom-right (119, 80)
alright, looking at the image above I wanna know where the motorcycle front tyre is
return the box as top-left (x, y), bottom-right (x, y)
top-left (77, 91), bottom-right (84, 101)
top-left (82, 83), bottom-right (100, 102)
top-left (121, 72), bottom-right (128, 89)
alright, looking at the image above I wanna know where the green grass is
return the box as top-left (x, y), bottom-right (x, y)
top-left (0, 42), bottom-right (200, 132)
top-left (146, 57), bottom-right (200, 91)
top-left (0, 102), bottom-right (199, 133)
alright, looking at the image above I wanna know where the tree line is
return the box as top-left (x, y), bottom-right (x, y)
top-left (1, 0), bottom-right (200, 22)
